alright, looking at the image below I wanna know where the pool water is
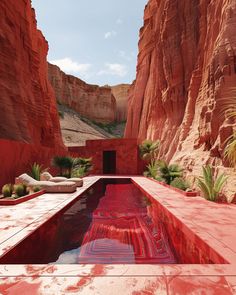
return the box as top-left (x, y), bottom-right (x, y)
top-left (0, 179), bottom-right (177, 264)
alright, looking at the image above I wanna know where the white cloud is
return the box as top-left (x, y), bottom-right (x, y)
top-left (97, 63), bottom-right (128, 77)
top-left (49, 57), bottom-right (92, 77)
top-left (104, 31), bottom-right (117, 39)
top-left (116, 18), bottom-right (123, 25)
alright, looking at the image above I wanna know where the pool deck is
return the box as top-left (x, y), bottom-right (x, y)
top-left (0, 176), bottom-right (236, 294)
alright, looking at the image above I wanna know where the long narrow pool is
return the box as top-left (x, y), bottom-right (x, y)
top-left (0, 178), bottom-right (177, 264)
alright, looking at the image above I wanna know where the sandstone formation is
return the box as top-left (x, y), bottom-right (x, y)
top-left (125, 0), bottom-right (236, 198)
top-left (111, 84), bottom-right (130, 122)
top-left (48, 63), bottom-right (117, 124)
top-left (0, 0), bottom-right (65, 188)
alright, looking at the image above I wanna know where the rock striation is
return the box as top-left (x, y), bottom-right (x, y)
top-left (111, 84), bottom-right (130, 122)
top-left (125, 0), bottom-right (236, 197)
top-left (0, 0), bottom-right (63, 148)
top-left (48, 63), bottom-right (118, 124)
top-left (0, 0), bottom-right (65, 188)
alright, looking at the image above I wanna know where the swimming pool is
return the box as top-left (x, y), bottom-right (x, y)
top-left (0, 178), bottom-right (177, 264)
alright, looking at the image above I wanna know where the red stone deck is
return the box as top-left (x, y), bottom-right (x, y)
top-left (0, 176), bottom-right (236, 294)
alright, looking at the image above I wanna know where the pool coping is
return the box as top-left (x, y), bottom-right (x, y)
top-left (0, 176), bottom-right (235, 279)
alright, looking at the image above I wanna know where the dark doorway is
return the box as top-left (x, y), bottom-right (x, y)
top-left (103, 151), bottom-right (116, 174)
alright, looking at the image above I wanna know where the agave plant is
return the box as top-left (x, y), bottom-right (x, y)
top-left (139, 140), bottom-right (160, 162)
top-left (30, 163), bottom-right (43, 181)
top-left (157, 160), bottom-right (183, 184)
top-left (197, 165), bottom-right (228, 202)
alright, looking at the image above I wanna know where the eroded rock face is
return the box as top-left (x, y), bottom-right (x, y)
top-left (125, 0), bottom-right (236, 197)
top-left (111, 84), bottom-right (130, 122)
top-left (0, 0), bottom-right (65, 188)
top-left (0, 0), bottom-right (63, 148)
top-left (48, 63), bottom-right (117, 124)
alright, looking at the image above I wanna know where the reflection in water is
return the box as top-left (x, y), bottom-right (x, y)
top-left (0, 179), bottom-right (176, 264)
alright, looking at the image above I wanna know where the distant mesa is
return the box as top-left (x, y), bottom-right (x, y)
top-left (48, 63), bottom-right (130, 124)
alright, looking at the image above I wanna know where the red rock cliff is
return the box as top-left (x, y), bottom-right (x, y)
top-left (0, 0), bottom-right (63, 148)
top-left (125, 0), bottom-right (236, 196)
top-left (48, 63), bottom-right (117, 124)
top-left (111, 84), bottom-right (130, 122)
top-left (0, 0), bottom-right (65, 187)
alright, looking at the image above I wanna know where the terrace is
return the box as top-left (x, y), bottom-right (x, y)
top-left (0, 175), bottom-right (236, 294)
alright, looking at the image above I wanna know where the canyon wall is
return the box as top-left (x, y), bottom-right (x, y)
top-left (125, 0), bottom-right (236, 197)
top-left (111, 84), bottom-right (130, 122)
top-left (0, 0), bottom-right (65, 187)
top-left (48, 63), bottom-right (117, 124)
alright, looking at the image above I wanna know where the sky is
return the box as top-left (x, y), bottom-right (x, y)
top-left (31, 0), bottom-right (148, 86)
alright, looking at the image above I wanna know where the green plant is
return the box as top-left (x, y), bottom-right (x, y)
top-left (72, 157), bottom-right (93, 176)
top-left (52, 156), bottom-right (74, 176)
top-left (197, 165), bottom-right (228, 202)
top-left (33, 186), bottom-right (42, 193)
top-left (58, 110), bottom-right (64, 119)
top-left (220, 97), bottom-right (236, 167)
top-left (13, 184), bottom-right (28, 198)
top-left (2, 184), bottom-right (13, 198)
top-left (158, 160), bottom-right (183, 184)
top-left (224, 133), bottom-right (236, 167)
top-left (143, 159), bottom-right (159, 179)
top-left (71, 166), bottom-right (87, 178)
top-left (170, 177), bottom-right (190, 191)
top-left (30, 163), bottom-right (43, 181)
top-left (139, 140), bottom-right (160, 162)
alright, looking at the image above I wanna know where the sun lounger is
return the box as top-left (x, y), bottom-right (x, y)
top-left (40, 172), bottom-right (83, 187)
top-left (17, 174), bottom-right (77, 193)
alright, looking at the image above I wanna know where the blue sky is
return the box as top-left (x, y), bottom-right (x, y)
top-left (31, 0), bottom-right (148, 86)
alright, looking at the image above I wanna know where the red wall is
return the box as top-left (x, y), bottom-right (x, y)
top-left (69, 139), bottom-right (139, 175)
top-left (0, 139), bottom-right (66, 189)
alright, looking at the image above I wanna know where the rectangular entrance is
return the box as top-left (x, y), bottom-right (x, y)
top-left (103, 151), bottom-right (116, 174)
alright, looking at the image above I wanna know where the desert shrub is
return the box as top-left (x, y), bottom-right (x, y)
top-left (158, 160), bottom-right (183, 184)
top-left (30, 163), bottom-right (44, 181)
top-left (170, 177), bottom-right (190, 191)
top-left (33, 186), bottom-right (42, 193)
top-left (14, 184), bottom-right (28, 198)
top-left (2, 184), bottom-right (13, 198)
top-left (197, 165), bottom-right (228, 202)
top-left (139, 140), bottom-right (160, 162)
top-left (220, 97), bottom-right (236, 167)
top-left (71, 166), bottom-right (87, 178)
top-left (143, 160), bottom-right (159, 179)
top-left (72, 157), bottom-right (93, 177)
top-left (52, 156), bottom-right (74, 176)
top-left (58, 110), bottom-right (64, 119)
top-left (224, 132), bottom-right (236, 167)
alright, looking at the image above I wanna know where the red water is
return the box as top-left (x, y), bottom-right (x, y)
top-left (76, 183), bottom-right (176, 264)
top-left (0, 179), bottom-right (176, 264)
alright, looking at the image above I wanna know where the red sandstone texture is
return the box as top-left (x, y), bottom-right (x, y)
top-left (0, 0), bottom-right (63, 148)
top-left (111, 84), bottom-right (130, 122)
top-left (48, 63), bottom-right (130, 123)
top-left (125, 0), bottom-right (236, 197)
top-left (48, 63), bottom-right (117, 124)
top-left (0, 0), bottom-right (65, 187)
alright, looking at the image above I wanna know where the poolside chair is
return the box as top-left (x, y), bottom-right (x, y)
top-left (40, 172), bottom-right (83, 187)
top-left (17, 174), bottom-right (77, 193)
